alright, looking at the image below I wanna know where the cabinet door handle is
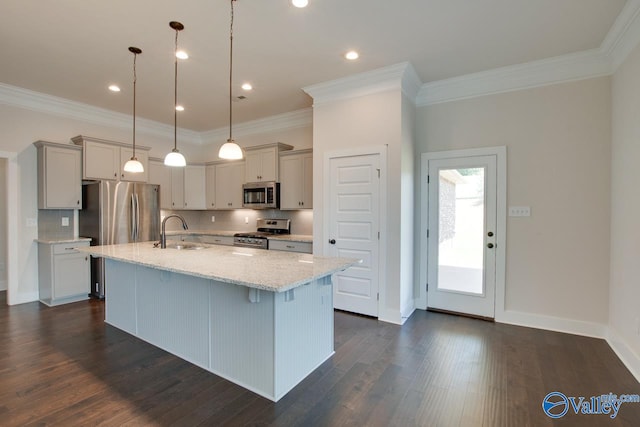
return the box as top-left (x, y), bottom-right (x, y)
top-left (114, 173), bottom-right (117, 178)
top-left (286, 245), bottom-right (295, 249)
top-left (77, 200), bottom-right (80, 205)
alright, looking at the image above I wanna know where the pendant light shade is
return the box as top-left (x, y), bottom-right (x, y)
top-left (165, 21), bottom-right (187, 167)
top-left (218, 0), bottom-right (243, 160)
top-left (124, 46), bottom-right (145, 173)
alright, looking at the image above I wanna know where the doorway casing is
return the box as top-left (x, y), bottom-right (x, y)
top-left (0, 151), bottom-right (19, 305)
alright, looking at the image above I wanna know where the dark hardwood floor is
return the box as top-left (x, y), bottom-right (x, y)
top-left (1, 291), bottom-right (638, 426)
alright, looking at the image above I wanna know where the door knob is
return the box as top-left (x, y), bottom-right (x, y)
top-left (329, 239), bottom-right (336, 245)
top-left (487, 243), bottom-right (494, 249)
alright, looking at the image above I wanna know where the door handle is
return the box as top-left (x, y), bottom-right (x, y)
top-left (487, 243), bottom-right (494, 249)
top-left (329, 239), bottom-right (336, 245)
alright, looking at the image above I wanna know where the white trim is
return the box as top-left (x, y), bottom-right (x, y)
top-left (200, 108), bottom-right (312, 144)
top-left (606, 328), bottom-right (640, 383)
top-left (0, 151), bottom-right (19, 305)
top-left (0, 83), bottom-right (202, 145)
top-left (416, 50), bottom-right (611, 107)
top-left (418, 147), bottom-right (507, 321)
top-left (324, 145), bottom-right (388, 321)
top-left (602, 0), bottom-right (640, 69)
top-left (304, 63), bottom-right (411, 106)
top-left (499, 310), bottom-right (608, 339)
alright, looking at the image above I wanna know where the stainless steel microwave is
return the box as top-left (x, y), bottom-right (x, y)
top-left (243, 181), bottom-right (280, 209)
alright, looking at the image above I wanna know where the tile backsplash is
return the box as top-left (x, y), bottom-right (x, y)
top-left (38, 209), bottom-right (76, 240)
top-left (161, 209), bottom-right (313, 235)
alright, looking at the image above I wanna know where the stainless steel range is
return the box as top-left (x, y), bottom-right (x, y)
top-left (233, 218), bottom-right (291, 249)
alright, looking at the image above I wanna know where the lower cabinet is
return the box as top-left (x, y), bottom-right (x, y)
top-left (38, 241), bottom-right (90, 306)
top-left (269, 240), bottom-right (312, 254)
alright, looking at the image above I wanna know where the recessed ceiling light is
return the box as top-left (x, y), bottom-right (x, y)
top-left (241, 83), bottom-right (253, 91)
top-left (108, 85), bottom-right (121, 92)
top-left (176, 50), bottom-right (189, 60)
top-left (292, 0), bottom-right (308, 8)
top-left (175, 105), bottom-right (185, 111)
top-left (345, 50), bottom-right (359, 60)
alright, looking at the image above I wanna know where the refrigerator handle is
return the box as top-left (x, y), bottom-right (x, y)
top-left (135, 193), bottom-right (141, 241)
top-left (131, 194), bottom-right (137, 241)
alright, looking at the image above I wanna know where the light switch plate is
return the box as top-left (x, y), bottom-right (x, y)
top-left (61, 217), bottom-right (70, 226)
top-left (509, 206), bottom-right (531, 217)
top-left (211, 215), bottom-right (215, 223)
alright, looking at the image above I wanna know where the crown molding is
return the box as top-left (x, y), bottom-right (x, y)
top-left (303, 62), bottom-right (414, 105)
top-left (0, 83), bottom-right (202, 144)
top-left (199, 108), bottom-right (312, 144)
top-left (416, 49), bottom-right (612, 106)
top-left (416, 0), bottom-right (640, 107)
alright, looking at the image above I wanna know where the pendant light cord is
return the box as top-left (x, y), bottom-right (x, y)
top-left (132, 52), bottom-right (137, 157)
top-left (229, 0), bottom-right (235, 142)
top-left (174, 29), bottom-right (179, 151)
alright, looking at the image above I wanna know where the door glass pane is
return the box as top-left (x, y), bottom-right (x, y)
top-left (437, 167), bottom-right (485, 295)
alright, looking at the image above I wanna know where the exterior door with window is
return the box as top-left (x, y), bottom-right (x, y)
top-left (426, 155), bottom-right (497, 318)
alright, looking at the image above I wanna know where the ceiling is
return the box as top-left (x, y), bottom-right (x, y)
top-left (1, 0), bottom-right (627, 132)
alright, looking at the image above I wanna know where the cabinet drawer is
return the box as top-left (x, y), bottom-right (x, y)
top-left (268, 240), bottom-right (312, 254)
top-left (199, 235), bottom-right (234, 246)
top-left (53, 241), bottom-right (89, 255)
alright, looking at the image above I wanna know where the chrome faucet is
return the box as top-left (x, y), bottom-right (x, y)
top-left (160, 214), bottom-right (189, 248)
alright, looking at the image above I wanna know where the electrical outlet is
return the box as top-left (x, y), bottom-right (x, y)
top-left (245, 216), bottom-right (249, 224)
top-left (509, 206), bottom-right (531, 217)
top-left (211, 215), bottom-right (215, 223)
top-left (61, 217), bottom-right (70, 226)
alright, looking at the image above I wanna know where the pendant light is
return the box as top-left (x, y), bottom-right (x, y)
top-left (123, 47), bottom-right (145, 173)
top-left (164, 21), bottom-right (187, 167)
top-left (218, 0), bottom-right (243, 160)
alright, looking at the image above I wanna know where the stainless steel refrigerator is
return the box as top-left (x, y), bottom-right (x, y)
top-left (79, 181), bottom-right (160, 298)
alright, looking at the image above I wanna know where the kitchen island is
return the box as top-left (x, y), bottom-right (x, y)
top-left (78, 242), bottom-right (358, 402)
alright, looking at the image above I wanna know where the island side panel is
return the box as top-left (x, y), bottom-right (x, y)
top-left (209, 281), bottom-right (276, 400)
top-left (136, 266), bottom-right (211, 370)
top-left (105, 259), bottom-right (137, 335)
top-left (274, 276), bottom-right (334, 400)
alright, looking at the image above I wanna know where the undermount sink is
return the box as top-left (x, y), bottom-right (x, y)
top-left (165, 243), bottom-right (206, 250)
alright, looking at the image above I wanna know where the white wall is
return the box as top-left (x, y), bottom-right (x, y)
top-left (416, 77), bottom-right (612, 327)
top-left (0, 158), bottom-right (6, 290)
top-left (312, 89), bottom-right (414, 324)
top-left (610, 41), bottom-right (640, 366)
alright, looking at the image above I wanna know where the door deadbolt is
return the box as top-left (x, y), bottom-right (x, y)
top-left (487, 231), bottom-right (494, 237)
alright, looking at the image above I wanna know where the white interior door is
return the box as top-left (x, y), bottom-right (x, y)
top-left (427, 155), bottom-right (497, 318)
top-left (328, 154), bottom-right (380, 317)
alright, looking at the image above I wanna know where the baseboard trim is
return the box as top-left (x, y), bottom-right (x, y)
top-left (496, 309), bottom-right (608, 339)
top-left (606, 328), bottom-right (640, 383)
top-left (8, 291), bottom-right (39, 306)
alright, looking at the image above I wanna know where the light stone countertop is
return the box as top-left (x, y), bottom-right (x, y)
top-left (77, 242), bottom-right (358, 293)
top-left (267, 234), bottom-right (313, 243)
top-left (35, 237), bottom-right (92, 244)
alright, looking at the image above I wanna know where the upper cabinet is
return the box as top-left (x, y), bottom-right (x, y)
top-left (279, 149), bottom-right (313, 210)
top-left (205, 164), bottom-right (217, 209)
top-left (71, 135), bottom-right (149, 182)
top-left (34, 141), bottom-right (83, 209)
top-left (148, 160), bottom-right (206, 210)
top-left (244, 143), bottom-right (293, 183)
top-left (215, 161), bottom-right (245, 209)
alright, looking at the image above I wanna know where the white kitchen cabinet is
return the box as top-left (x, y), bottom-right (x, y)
top-left (205, 164), bottom-right (216, 209)
top-left (148, 160), bottom-right (173, 210)
top-left (38, 240), bottom-right (90, 306)
top-left (148, 161), bottom-right (205, 210)
top-left (244, 143), bottom-right (293, 183)
top-left (279, 149), bottom-right (313, 210)
top-left (269, 239), bottom-right (312, 254)
top-left (34, 141), bottom-right (83, 209)
top-left (184, 165), bottom-right (206, 210)
top-left (72, 135), bottom-right (150, 182)
top-left (215, 161), bottom-right (245, 209)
